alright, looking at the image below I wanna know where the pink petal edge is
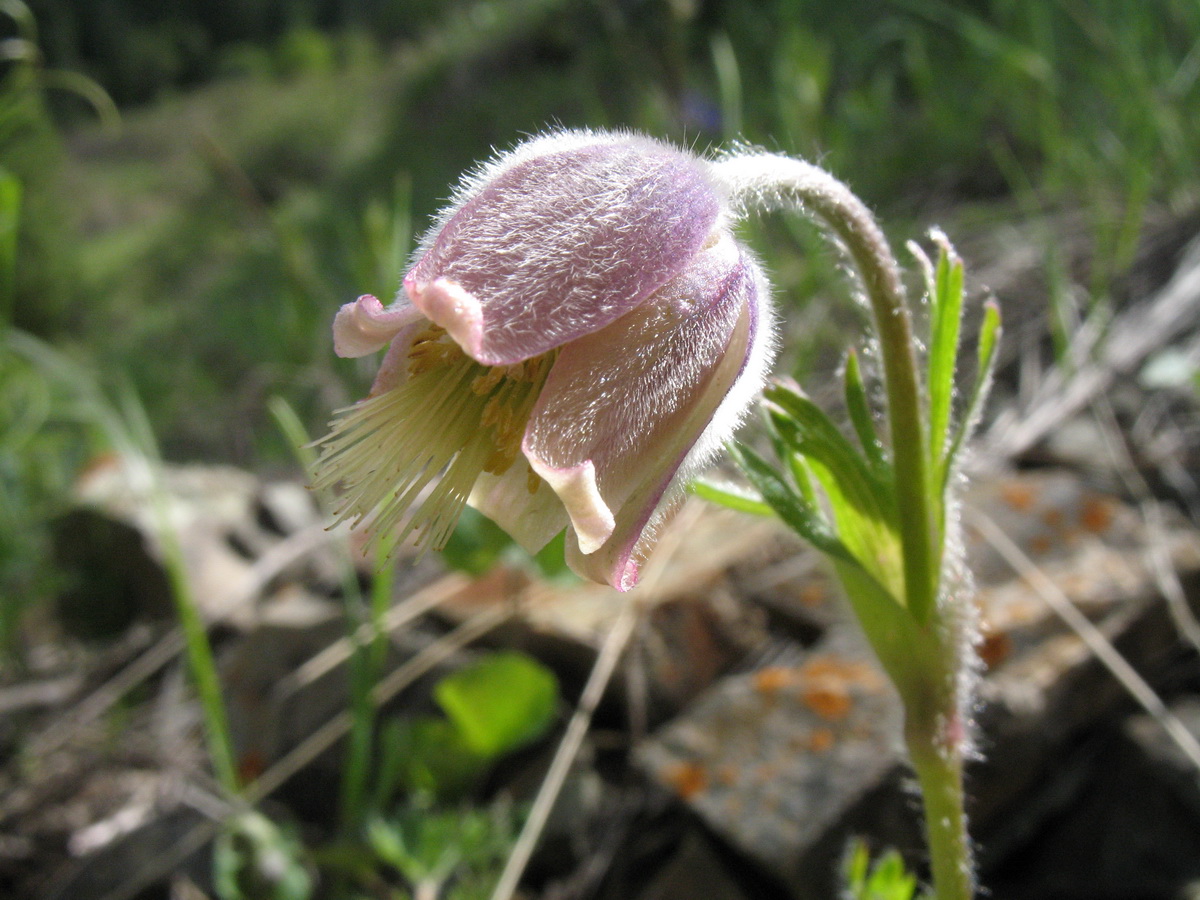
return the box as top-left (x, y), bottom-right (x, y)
top-left (404, 276), bottom-right (486, 363)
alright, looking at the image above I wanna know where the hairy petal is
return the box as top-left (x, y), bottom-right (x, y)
top-left (404, 131), bottom-right (721, 366)
top-left (523, 232), bottom-right (767, 590)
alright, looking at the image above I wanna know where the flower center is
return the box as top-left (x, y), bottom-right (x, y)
top-left (311, 323), bottom-right (556, 552)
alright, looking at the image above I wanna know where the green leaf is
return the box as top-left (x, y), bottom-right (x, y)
top-left (368, 809), bottom-right (462, 886)
top-left (690, 476), bottom-right (774, 517)
top-left (366, 800), bottom-right (519, 896)
top-left (763, 383), bottom-right (903, 592)
top-left (764, 382), bottom-right (893, 508)
top-left (728, 441), bottom-right (859, 566)
top-left (843, 348), bottom-right (890, 481)
top-left (441, 507), bottom-right (516, 576)
top-left (435, 651), bottom-right (558, 759)
top-left (391, 716), bottom-right (488, 800)
top-left (530, 529), bottom-right (577, 583)
top-left (369, 717), bottom-right (409, 812)
top-left (213, 811), bottom-right (313, 900)
top-left (927, 240), bottom-right (965, 479)
top-left (833, 560), bottom-right (934, 699)
top-left (841, 839), bottom-right (920, 900)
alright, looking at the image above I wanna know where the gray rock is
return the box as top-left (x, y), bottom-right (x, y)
top-left (635, 631), bottom-right (912, 898)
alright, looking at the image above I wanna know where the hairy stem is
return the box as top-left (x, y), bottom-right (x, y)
top-left (908, 732), bottom-right (973, 900)
top-left (715, 154), bottom-right (973, 898)
top-left (713, 154), bottom-right (937, 622)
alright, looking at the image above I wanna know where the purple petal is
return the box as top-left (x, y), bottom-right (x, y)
top-left (522, 233), bottom-right (765, 590)
top-left (405, 131), bottom-right (720, 366)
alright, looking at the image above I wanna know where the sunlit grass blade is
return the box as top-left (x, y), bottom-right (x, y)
top-left (10, 333), bottom-right (241, 794)
top-left (267, 395), bottom-right (391, 828)
top-left (268, 395), bottom-right (319, 471)
top-left (710, 31), bottom-right (743, 142)
top-left (341, 537), bottom-right (398, 829)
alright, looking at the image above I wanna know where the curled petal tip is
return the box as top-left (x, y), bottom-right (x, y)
top-left (333, 294), bottom-right (420, 358)
top-left (525, 455), bottom-right (615, 555)
top-left (405, 277), bottom-right (487, 362)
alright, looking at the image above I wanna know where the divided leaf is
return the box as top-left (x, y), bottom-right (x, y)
top-left (690, 476), bottom-right (775, 517)
top-left (942, 299), bottom-right (1002, 493)
top-left (728, 441), bottom-right (856, 566)
top-left (843, 349), bottom-right (891, 482)
top-left (927, 241), bottom-right (965, 481)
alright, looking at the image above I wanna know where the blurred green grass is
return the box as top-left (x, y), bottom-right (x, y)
top-left (3, 0), bottom-right (1200, 649)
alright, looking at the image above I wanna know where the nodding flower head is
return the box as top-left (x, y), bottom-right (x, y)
top-left (312, 129), bottom-right (775, 591)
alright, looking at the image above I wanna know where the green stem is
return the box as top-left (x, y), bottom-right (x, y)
top-left (908, 731), bottom-right (973, 900)
top-left (157, 505), bottom-right (241, 795)
top-left (339, 539), bottom-right (395, 828)
top-left (714, 155), bottom-right (937, 622)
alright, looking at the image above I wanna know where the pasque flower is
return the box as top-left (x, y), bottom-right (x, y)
top-left (313, 130), bottom-right (775, 591)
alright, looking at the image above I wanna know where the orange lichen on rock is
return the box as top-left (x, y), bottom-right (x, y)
top-left (808, 727), bottom-right (835, 753)
top-left (753, 666), bottom-right (797, 694)
top-left (793, 654), bottom-right (887, 721)
top-left (800, 655), bottom-right (885, 691)
top-left (662, 761), bottom-right (709, 799)
top-left (1000, 480), bottom-right (1037, 512)
top-left (801, 682), bottom-right (853, 721)
top-left (1041, 506), bottom-right (1066, 529)
top-left (799, 582), bottom-right (827, 607)
top-left (1028, 533), bottom-right (1056, 556)
top-left (1080, 495), bottom-right (1116, 534)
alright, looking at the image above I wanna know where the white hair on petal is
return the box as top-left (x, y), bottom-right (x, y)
top-left (673, 249), bottom-right (778, 489)
top-left (402, 128), bottom-right (703, 299)
top-left (401, 128), bottom-right (725, 365)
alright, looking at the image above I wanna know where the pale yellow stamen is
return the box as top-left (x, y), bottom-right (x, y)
top-left (311, 324), bottom-right (556, 554)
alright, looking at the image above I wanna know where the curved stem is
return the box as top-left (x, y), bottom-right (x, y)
top-left (712, 155), bottom-right (937, 621)
top-left (714, 154), bottom-right (972, 899)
